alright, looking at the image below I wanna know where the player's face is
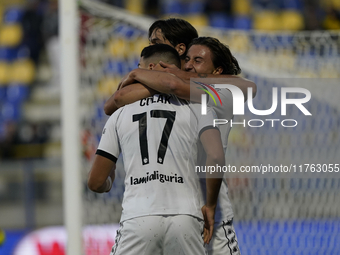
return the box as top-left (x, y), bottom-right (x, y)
top-left (184, 45), bottom-right (217, 74)
top-left (149, 28), bottom-right (173, 47)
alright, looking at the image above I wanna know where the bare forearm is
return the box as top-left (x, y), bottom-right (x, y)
top-left (89, 176), bottom-right (112, 193)
top-left (171, 71), bottom-right (257, 99)
top-left (104, 83), bottom-right (155, 115)
top-left (200, 128), bottom-right (225, 208)
top-left (205, 155), bottom-right (224, 208)
top-left (131, 69), bottom-right (190, 99)
top-left (104, 94), bottom-right (119, 115)
top-left (88, 155), bottom-right (116, 193)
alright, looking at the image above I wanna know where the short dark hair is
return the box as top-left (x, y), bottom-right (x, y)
top-left (141, 44), bottom-right (181, 68)
top-left (148, 18), bottom-right (198, 59)
top-left (189, 37), bottom-right (241, 75)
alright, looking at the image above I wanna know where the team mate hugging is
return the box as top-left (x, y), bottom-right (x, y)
top-left (88, 44), bottom-right (224, 255)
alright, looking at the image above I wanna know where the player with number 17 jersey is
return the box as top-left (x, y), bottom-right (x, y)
top-left (96, 93), bottom-right (217, 222)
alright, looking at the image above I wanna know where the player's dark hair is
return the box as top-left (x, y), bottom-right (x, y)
top-left (141, 44), bottom-right (181, 68)
top-left (189, 37), bottom-right (241, 75)
top-left (148, 18), bottom-right (198, 59)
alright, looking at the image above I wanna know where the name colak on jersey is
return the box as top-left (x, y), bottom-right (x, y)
top-left (130, 171), bottom-right (184, 185)
top-left (140, 95), bottom-right (172, 106)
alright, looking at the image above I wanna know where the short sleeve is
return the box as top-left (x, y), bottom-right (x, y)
top-left (207, 87), bottom-right (233, 120)
top-left (198, 106), bottom-right (219, 138)
top-left (96, 109), bottom-right (122, 163)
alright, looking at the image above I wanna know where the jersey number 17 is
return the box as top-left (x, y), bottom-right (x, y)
top-left (133, 110), bottom-right (176, 165)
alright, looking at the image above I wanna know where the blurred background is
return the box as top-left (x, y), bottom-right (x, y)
top-left (0, 0), bottom-right (339, 254)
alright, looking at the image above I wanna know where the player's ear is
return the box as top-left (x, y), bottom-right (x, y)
top-left (213, 66), bottom-right (223, 75)
top-left (175, 43), bottom-right (186, 57)
top-left (148, 63), bottom-right (156, 70)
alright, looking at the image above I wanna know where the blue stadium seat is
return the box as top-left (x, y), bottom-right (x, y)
top-left (1, 101), bottom-right (21, 121)
top-left (6, 84), bottom-right (29, 103)
top-left (103, 59), bottom-right (126, 76)
top-left (234, 15), bottom-right (252, 29)
top-left (124, 27), bottom-right (137, 40)
top-left (209, 13), bottom-right (233, 29)
top-left (3, 7), bottom-right (23, 23)
top-left (281, 0), bottom-right (303, 11)
top-left (0, 120), bottom-right (6, 139)
top-left (16, 46), bottom-right (30, 59)
top-left (0, 47), bottom-right (18, 61)
top-left (187, 1), bottom-right (205, 14)
top-left (162, 1), bottom-right (186, 14)
top-left (0, 86), bottom-right (6, 101)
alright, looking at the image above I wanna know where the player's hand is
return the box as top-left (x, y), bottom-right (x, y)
top-left (105, 176), bottom-right (113, 193)
top-left (159, 61), bottom-right (190, 81)
top-left (120, 70), bottom-right (137, 88)
top-left (159, 61), bottom-right (180, 70)
top-left (201, 204), bottom-right (215, 244)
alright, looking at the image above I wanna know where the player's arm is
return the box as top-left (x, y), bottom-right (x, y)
top-left (199, 128), bottom-right (224, 244)
top-left (123, 68), bottom-right (204, 102)
top-left (88, 110), bottom-right (121, 192)
top-left (160, 61), bottom-right (257, 99)
top-left (104, 83), bottom-right (156, 115)
top-left (88, 154), bottom-right (116, 193)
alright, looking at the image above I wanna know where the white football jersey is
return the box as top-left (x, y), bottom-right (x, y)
top-left (97, 94), bottom-right (217, 222)
top-left (200, 86), bottom-right (234, 222)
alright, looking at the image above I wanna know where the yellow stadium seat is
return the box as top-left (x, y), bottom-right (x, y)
top-left (331, 0), bottom-right (340, 10)
top-left (97, 75), bottom-right (121, 97)
top-left (254, 11), bottom-right (281, 30)
top-left (323, 15), bottom-right (340, 30)
top-left (0, 61), bottom-right (10, 84)
top-left (228, 34), bottom-right (250, 54)
top-left (0, 23), bottom-right (23, 46)
top-left (131, 37), bottom-right (149, 56)
top-left (107, 37), bottom-right (129, 58)
top-left (232, 0), bottom-right (251, 16)
top-left (182, 14), bottom-right (209, 27)
top-left (0, 7), bottom-right (3, 26)
top-left (280, 10), bottom-right (304, 30)
top-left (125, 0), bottom-right (144, 14)
top-left (10, 59), bottom-right (35, 84)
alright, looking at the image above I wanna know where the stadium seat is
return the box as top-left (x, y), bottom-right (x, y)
top-left (1, 101), bottom-right (21, 121)
top-left (97, 75), bottom-right (121, 96)
top-left (125, 0), bottom-right (144, 14)
top-left (162, 1), bottom-right (186, 15)
top-left (103, 59), bottom-right (126, 76)
top-left (107, 37), bottom-right (128, 58)
top-left (0, 24), bottom-right (23, 47)
top-left (281, 0), bottom-right (303, 11)
top-left (10, 59), bottom-right (35, 84)
top-left (0, 86), bottom-right (6, 101)
top-left (234, 15), bottom-right (252, 30)
top-left (132, 37), bottom-right (149, 56)
top-left (183, 14), bottom-right (208, 27)
top-left (0, 47), bottom-right (18, 61)
top-left (209, 13), bottom-right (233, 29)
top-left (281, 10), bottom-right (304, 30)
top-left (232, 0), bottom-right (251, 16)
top-left (6, 84), bottom-right (29, 104)
top-left (16, 46), bottom-right (30, 59)
top-left (0, 62), bottom-right (10, 84)
top-left (254, 11), bottom-right (281, 30)
top-left (3, 7), bottom-right (23, 23)
top-left (331, 0), bottom-right (340, 10)
top-left (187, 1), bottom-right (205, 14)
top-left (323, 15), bottom-right (340, 30)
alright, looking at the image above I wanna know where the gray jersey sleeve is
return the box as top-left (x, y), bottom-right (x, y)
top-left (207, 88), bottom-right (233, 120)
top-left (197, 106), bottom-right (219, 138)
